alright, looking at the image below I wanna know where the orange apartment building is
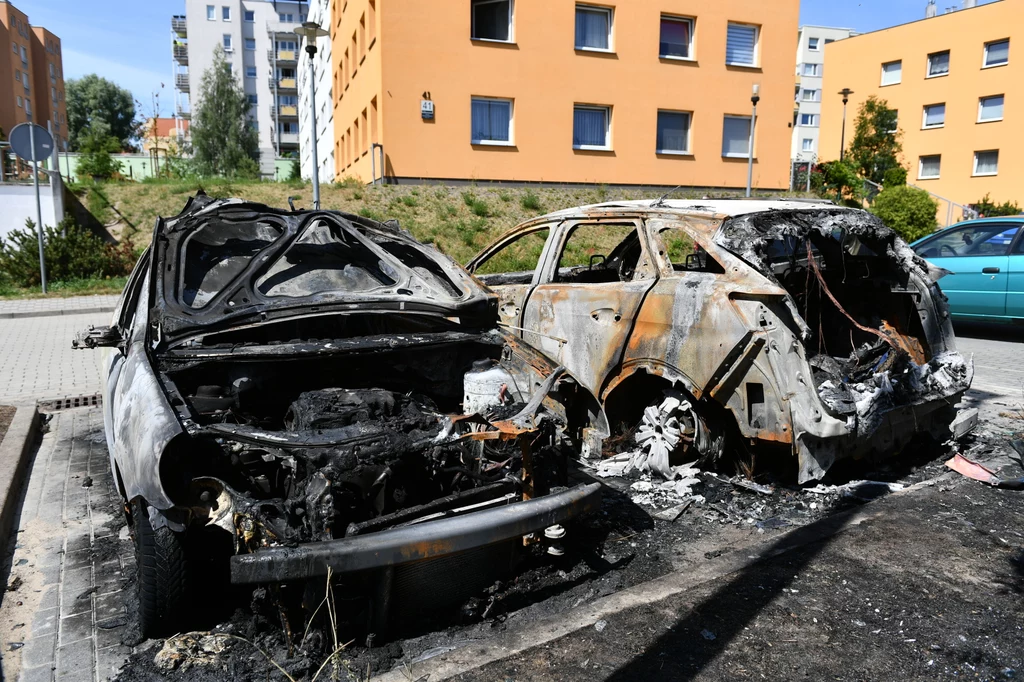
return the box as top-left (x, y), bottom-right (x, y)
top-left (0, 1), bottom-right (67, 151)
top-left (330, 0), bottom-right (800, 188)
top-left (821, 0), bottom-right (1022, 217)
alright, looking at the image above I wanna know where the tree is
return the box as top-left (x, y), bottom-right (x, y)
top-left (847, 96), bottom-right (904, 186)
top-left (66, 75), bottom-right (139, 151)
top-left (190, 46), bottom-right (260, 178)
top-left (971, 194), bottom-right (1022, 217)
top-left (812, 159), bottom-right (863, 206)
top-left (870, 185), bottom-right (939, 242)
top-left (75, 122), bottom-right (123, 180)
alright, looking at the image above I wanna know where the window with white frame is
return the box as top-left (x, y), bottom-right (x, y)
top-left (222, 6), bottom-right (230, 20)
top-left (471, 97), bottom-right (513, 144)
top-left (471, 0), bottom-right (513, 42)
top-left (244, 38), bottom-right (256, 50)
top-left (802, 89), bottom-right (820, 102)
top-left (244, 10), bottom-right (255, 21)
top-left (800, 113), bottom-right (819, 127)
top-left (206, 5), bottom-right (215, 20)
top-left (802, 63), bottom-right (820, 77)
top-left (808, 37), bottom-right (820, 51)
top-left (974, 150), bottom-right (999, 176)
top-left (573, 105), bottom-right (611, 149)
top-left (223, 34), bottom-right (233, 51)
top-left (656, 110), bottom-right (691, 154)
top-left (880, 60), bottom-right (902, 85)
top-left (247, 94), bottom-right (258, 105)
top-left (11, 42), bottom-right (17, 54)
top-left (978, 95), bottom-right (1004, 122)
top-left (16, 96), bottom-right (21, 107)
top-left (984, 39), bottom-right (1009, 67)
top-left (13, 70), bottom-right (19, 83)
top-left (722, 115), bottom-right (752, 157)
top-left (927, 50), bottom-right (950, 77)
top-left (575, 5), bottom-right (612, 51)
top-left (245, 66), bottom-right (257, 78)
top-left (918, 155), bottom-right (941, 179)
top-left (726, 23), bottom-right (758, 66)
top-left (922, 103), bottom-right (945, 128)
top-left (802, 138), bottom-right (813, 152)
top-left (659, 15), bottom-right (693, 59)
top-left (279, 13), bottom-right (294, 22)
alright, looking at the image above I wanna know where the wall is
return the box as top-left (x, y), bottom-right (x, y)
top-left (330, 0), bottom-right (382, 182)
top-left (355, 0), bottom-right (798, 188)
top-left (298, 0), bottom-right (335, 182)
top-left (55, 153), bottom-right (295, 182)
top-left (821, 0), bottom-right (1022, 210)
top-left (791, 25), bottom-right (854, 162)
top-left (0, 1), bottom-right (34, 136)
top-left (0, 174), bottom-right (65, 241)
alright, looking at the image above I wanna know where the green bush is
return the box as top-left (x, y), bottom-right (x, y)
top-left (870, 185), bottom-right (939, 243)
top-left (972, 194), bottom-right (1021, 217)
top-left (882, 166), bottom-right (907, 187)
top-left (813, 160), bottom-right (863, 206)
top-left (0, 217), bottom-right (137, 287)
top-left (75, 125), bottom-right (123, 180)
top-left (520, 190), bottom-right (543, 212)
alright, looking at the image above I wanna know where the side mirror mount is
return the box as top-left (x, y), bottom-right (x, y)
top-left (72, 325), bottom-right (123, 350)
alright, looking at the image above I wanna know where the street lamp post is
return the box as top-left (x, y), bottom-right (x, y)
top-left (746, 84), bottom-right (760, 198)
top-left (294, 21), bottom-right (330, 210)
top-left (838, 88), bottom-right (854, 162)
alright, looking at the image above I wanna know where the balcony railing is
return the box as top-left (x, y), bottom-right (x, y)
top-left (172, 15), bottom-right (187, 36)
top-left (270, 77), bottom-right (297, 90)
top-left (173, 44), bottom-right (188, 64)
top-left (176, 104), bottom-right (191, 120)
top-left (269, 49), bottom-right (297, 62)
top-left (175, 73), bottom-right (190, 92)
top-left (278, 132), bottom-right (300, 145)
top-left (270, 105), bottom-right (298, 117)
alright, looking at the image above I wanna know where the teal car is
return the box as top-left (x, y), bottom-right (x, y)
top-left (911, 217), bottom-right (1024, 322)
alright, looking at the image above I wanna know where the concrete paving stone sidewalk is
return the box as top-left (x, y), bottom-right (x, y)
top-left (0, 408), bottom-right (134, 682)
top-left (0, 296), bottom-right (119, 320)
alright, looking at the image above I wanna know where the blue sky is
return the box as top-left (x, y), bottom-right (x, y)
top-left (14, 0), bottom-right (1001, 118)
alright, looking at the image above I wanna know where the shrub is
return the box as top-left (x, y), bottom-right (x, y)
top-left (461, 191), bottom-right (490, 217)
top-left (76, 125), bottom-right (123, 180)
top-left (0, 217), bottom-right (137, 287)
top-left (520, 190), bottom-right (543, 212)
top-left (972, 194), bottom-right (1022, 218)
top-left (870, 185), bottom-right (939, 243)
top-left (813, 160), bottom-right (863, 206)
top-left (882, 166), bottom-right (907, 187)
top-left (288, 159), bottom-right (301, 181)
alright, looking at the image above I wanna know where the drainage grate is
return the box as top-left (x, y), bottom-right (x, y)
top-left (38, 393), bottom-right (103, 412)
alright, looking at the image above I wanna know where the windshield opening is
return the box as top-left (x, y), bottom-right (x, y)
top-left (181, 220), bottom-right (282, 309)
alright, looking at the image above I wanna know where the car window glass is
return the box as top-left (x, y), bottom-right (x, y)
top-left (657, 227), bottom-right (724, 273)
top-left (256, 218), bottom-right (397, 298)
top-left (472, 228), bottom-right (549, 276)
top-left (555, 223), bottom-right (640, 283)
top-left (1014, 230), bottom-right (1024, 254)
top-left (182, 220), bottom-right (282, 308)
top-left (916, 224), bottom-right (1019, 258)
top-left (118, 249), bottom-right (150, 330)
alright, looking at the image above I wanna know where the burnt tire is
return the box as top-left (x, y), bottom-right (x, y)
top-left (131, 499), bottom-right (193, 638)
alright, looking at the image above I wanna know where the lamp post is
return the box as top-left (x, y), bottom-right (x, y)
top-left (746, 84), bottom-right (760, 198)
top-left (838, 88), bottom-right (854, 162)
top-left (294, 21), bottom-right (330, 209)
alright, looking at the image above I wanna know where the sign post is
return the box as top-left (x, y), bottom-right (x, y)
top-left (9, 120), bottom-right (54, 293)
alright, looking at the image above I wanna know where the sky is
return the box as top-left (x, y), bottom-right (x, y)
top-left (13, 0), bottom-right (1002, 118)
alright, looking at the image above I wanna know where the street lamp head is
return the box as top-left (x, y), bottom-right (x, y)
top-left (838, 87), bottom-right (854, 104)
top-left (295, 21), bottom-right (329, 56)
top-left (751, 83), bottom-right (761, 106)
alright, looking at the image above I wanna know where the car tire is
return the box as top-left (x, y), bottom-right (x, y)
top-left (131, 499), bottom-right (193, 637)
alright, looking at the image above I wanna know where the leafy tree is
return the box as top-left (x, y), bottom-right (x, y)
top-left (75, 122), bottom-right (123, 180)
top-left (812, 159), bottom-right (863, 206)
top-left (190, 46), bottom-right (260, 178)
top-left (847, 96), bottom-right (904, 186)
top-left (870, 185), bottom-right (938, 242)
top-left (971, 193), bottom-right (1022, 217)
top-left (66, 75), bottom-right (139, 151)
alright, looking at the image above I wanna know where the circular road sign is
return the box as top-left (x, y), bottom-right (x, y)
top-left (9, 123), bottom-right (54, 162)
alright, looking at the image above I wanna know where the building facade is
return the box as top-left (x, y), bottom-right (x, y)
top-left (175, 0), bottom-right (310, 177)
top-left (332, 0), bottom-right (800, 188)
top-left (0, 1), bottom-right (67, 151)
top-left (821, 0), bottom-right (1021, 213)
top-left (298, 0), bottom-right (334, 182)
top-left (791, 25), bottom-right (855, 166)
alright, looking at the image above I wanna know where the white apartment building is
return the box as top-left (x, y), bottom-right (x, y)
top-left (297, 0), bottom-right (334, 183)
top-left (791, 25), bottom-right (856, 167)
top-left (173, 0), bottom-right (309, 177)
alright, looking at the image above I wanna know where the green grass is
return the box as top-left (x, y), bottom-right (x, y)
top-left (0, 276), bottom-right (129, 299)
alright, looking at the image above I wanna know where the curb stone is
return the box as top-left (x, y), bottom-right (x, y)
top-left (0, 306), bottom-right (117, 320)
top-left (0, 404), bottom-right (42, 559)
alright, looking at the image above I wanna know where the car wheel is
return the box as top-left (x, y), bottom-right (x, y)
top-left (131, 499), bottom-right (193, 637)
top-left (632, 389), bottom-right (725, 476)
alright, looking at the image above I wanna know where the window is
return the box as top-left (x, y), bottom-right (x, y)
top-left (279, 94), bottom-right (297, 106)
top-left (922, 103), bottom-right (945, 128)
top-left (918, 155), bottom-right (941, 179)
top-left (825, 38), bottom-right (835, 45)
top-left (726, 23), bottom-right (758, 66)
top-left (888, 110), bottom-right (899, 134)
top-left (799, 113), bottom-right (819, 127)
top-left (802, 89), bottom-right (820, 102)
top-left (573, 105), bottom-right (611, 149)
top-left (245, 66), bottom-right (257, 78)
top-left (49, 63), bottom-right (54, 78)
top-left (472, 227), bottom-right (550, 279)
top-left (808, 37), bottom-right (820, 51)
top-left (11, 43), bottom-right (17, 54)
top-left (656, 110), bottom-right (691, 154)
top-left (20, 45), bottom-right (26, 62)
top-left (277, 40), bottom-right (296, 53)
top-left (659, 16), bottom-right (693, 59)
top-left (207, 5), bottom-right (215, 20)
top-left (223, 34), bottom-right (233, 51)
top-left (224, 62), bottom-right (233, 74)
top-left (471, 0), bottom-right (512, 42)
top-left (245, 38), bottom-right (256, 50)
top-left (722, 115), bottom-right (752, 157)
top-left (978, 95), bottom-right (1004, 122)
top-left (556, 223), bottom-right (640, 283)
top-left (802, 63), bottom-right (820, 77)
top-left (282, 121), bottom-right (298, 133)
top-left (927, 50), bottom-right (950, 77)
top-left (244, 10), bottom-right (255, 21)
top-left (14, 70), bottom-right (19, 83)
top-left (16, 96), bottom-right (21, 108)
top-left (222, 6), bottom-right (230, 20)
top-left (656, 227), bottom-right (723, 273)
top-left (470, 97), bottom-right (513, 144)
top-left (974, 150), bottom-right (999, 176)
top-left (247, 94), bottom-right (258, 105)
top-left (575, 5), bottom-right (612, 51)
top-left (279, 13), bottom-right (294, 22)
top-left (984, 39), bottom-right (1009, 67)
top-left (916, 223), bottom-right (1019, 258)
top-left (802, 138), bottom-right (813, 152)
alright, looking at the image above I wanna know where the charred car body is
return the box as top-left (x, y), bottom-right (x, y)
top-left (75, 195), bottom-right (605, 636)
top-left (468, 200), bottom-right (972, 483)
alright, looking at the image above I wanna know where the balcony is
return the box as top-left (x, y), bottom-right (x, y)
top-left (278, 132), bottom-right (299, 145)
top-left (270, 105), bottom-right (298, 118)
top-left (173, 44), bottom-right (188, 64)
top-left (270, 77), bottom-right (297, 91)
top-left (268, 49), bottom-right (297, 63)
top-left (172, 15), bottom-right (187, 37)
top-left (176, 104), bottom-right (191, 120)
top-left (266, 20), bottom-right (299, 36)
top-left (175, 73), bottom-right (190, 92)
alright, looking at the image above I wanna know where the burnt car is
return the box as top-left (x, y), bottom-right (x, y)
top-left (467, 199), bottom-right (972, 483)
top-left (74, 194), bottom-right (605, 636)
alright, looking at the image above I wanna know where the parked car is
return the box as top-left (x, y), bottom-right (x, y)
top-left (74, 194), bottom-right (604, 636)
top-left (468, 199), bottom-right (972, 484)
top-left (910, 216), bottom-right (1024, 322)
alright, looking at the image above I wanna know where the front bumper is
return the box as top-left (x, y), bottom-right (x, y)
top-left (230, 482), bottom-right (602, 584)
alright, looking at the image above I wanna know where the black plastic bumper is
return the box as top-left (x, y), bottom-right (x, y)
top-left (229, 482), bottom-right (602, 584)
